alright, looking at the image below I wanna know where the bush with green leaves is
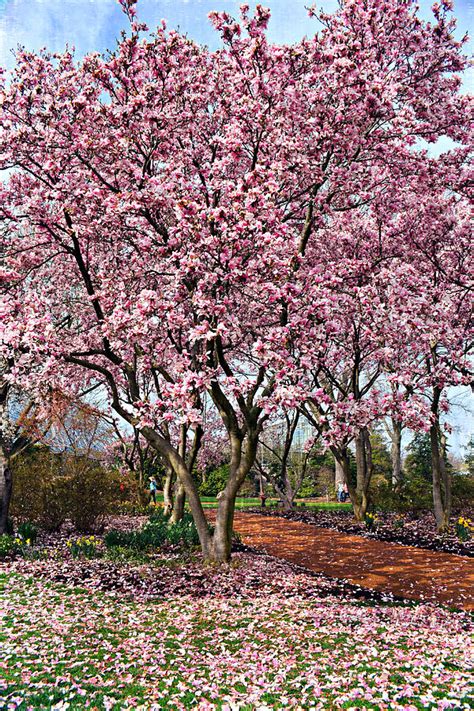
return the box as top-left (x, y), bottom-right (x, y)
top-left (11, 445), bottom-right (139, 532)
top-left (455, 517), bottom-right (472, 542)
top-left (11, 446), bottom-right (70, 531)
top-left (198, 464), bottom-right (230, 497)
top-left (105, 509), bottom-right (201, 551)
top-left (452, 473), bottom-right (474, 509)
top-left (0, 534), bottom-right (15, 559)
top-left (66, 457), bottom-right (123, 532)
top-left (369, 473), bottom-right (432, 513)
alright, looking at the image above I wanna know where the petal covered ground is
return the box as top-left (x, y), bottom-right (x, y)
top-left (227, 513), bottom-right (474, 610)
top-left (246, 508), bottom-right (474, 557)
top-left (1, 554), bottom-right (473, 710)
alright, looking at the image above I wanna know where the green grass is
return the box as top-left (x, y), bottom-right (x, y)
top-left (150, 492), bottom-right (351, 511)
top-left (186, 495), bottom-right (352, 511)
top-left (1, 572), bottom-right (471, 710)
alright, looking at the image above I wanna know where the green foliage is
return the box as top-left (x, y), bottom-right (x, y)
top-left (105, 545), bottom-right (150, 564)
top-left (67, 535), bottom-right (101, 559)
top-left (455, 516), bottom-right (472, 542)
top-left (370, 431), bottom-right (392, 480)
top-left (404, 432), bottom-right (433, 482)
top-left (17, 521), bottom-right (38, 545)
top-left (452, 473), bottom-right (474, 508)
top-left (0, 533), bottom-right (38, 560)
top-left (404, 431), bottom-right (452, 484)
top-left (364, 512), bottom-right (379, 531)
top-left (0, 534), bottom-right (15, 559)
top-left (198, 464), bottom-right (230, 497)
top-left (105, 509), bottom-right (201, 551)
top-left (11, 445), bottom-right (138, 532)
top-left (298, 476), bottom-right (318, 498)
top-left (463, 435), bottom-right (474, 476)
top-left (309, 444), bottom-right (334, 471)
top-left (370, 473), bottom-right (432, 513)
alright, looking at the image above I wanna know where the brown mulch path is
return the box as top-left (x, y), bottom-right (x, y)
top-left (229, 512), bottom-right (474, 611)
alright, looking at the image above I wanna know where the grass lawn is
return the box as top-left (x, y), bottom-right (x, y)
top-left (1, 565), bottom-right (472, 710)
top-left (152, 492), bottom-right (352, 511)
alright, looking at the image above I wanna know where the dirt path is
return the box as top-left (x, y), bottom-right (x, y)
top-left (229, 512), bottom-right (474, 610)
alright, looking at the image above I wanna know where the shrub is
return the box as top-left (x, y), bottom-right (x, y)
top-left (452, 473), bottom-right (474, 509)
top-left (11, 446), bottom-right (70, 531)
top-left (38, 477), bottom-right (71, 532)
top-left (198, 464), bottom-right (230, 497)
top-left (66, 457), bottom-right (120, 532)
top-left (11, 445), bottom-right (136, 533)
top-left (105, 510), bottom-right (201, 551)
top-left (0, 534), bottom-right (15, 559)
top-left (370, 474), bottom-right (432, 513)
top-left (11, 446), bottom-right (68, 531)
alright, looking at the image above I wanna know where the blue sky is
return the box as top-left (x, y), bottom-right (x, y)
top-left (0, 0), bottom-right (472, 455)
top-left (0, 0), bottom-right (473, 75)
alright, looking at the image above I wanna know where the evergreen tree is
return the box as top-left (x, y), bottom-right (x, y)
top-left (464, 435), bottom-right (474, 476)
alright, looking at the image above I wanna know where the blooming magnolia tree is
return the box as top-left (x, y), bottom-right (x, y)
top-left (0, 0), bottom-right (470, 558)
top-left (385, 185), bottom-right (473, 529)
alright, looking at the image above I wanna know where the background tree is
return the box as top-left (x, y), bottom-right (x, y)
top-left (0, 359), bottom-right (56, 533)
top-left (254, 411), bottom-right (316, 510)
top-left (464, 435), bottom-right (474, 477)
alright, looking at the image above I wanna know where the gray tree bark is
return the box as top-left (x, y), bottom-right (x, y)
top-left (163, 465), bottom-right (174, 516)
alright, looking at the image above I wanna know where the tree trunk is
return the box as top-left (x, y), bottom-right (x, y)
top-left (351, 429), bottom-right (372, 521)
top-left (430, 423), bottom-right (451, 531)
top-left (0, 452), bottom-right (12, 535)
top-left (140, 426), bottom-right (212, 558)
top-left (207, 430), bottom-right (259, 563)
top-left (140, 423), bottom-right (258, 564)
top-left (390, 420), bottom-right (403, 491)
top-left (334, 456), bottom-right (344, 500)
top-left (440, 432), bottom-right (452, 527)
top-left (281, 466), bottom-right (295, 511)
top-left (163, 465), bottom-right (174, 516)
top-left (211, 491), bottom-right (236, 563)
top-left (171, 482), bottom-right (185, 523)
top-left (331, 445), bottom-right (363, 516)
top-left (334, 457), bottom-right (345, 488)
top-left (430, 387), bottom-right (451, 532)
top-left (355, 432), bottom-right (366, 497)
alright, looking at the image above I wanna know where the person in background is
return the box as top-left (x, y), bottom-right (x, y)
top-left (149, 475), bottom-right (158, 505)
top-left (342, 482), bottom-right (349, 503)
top-left (336, 481), bottom-right (344, 502)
